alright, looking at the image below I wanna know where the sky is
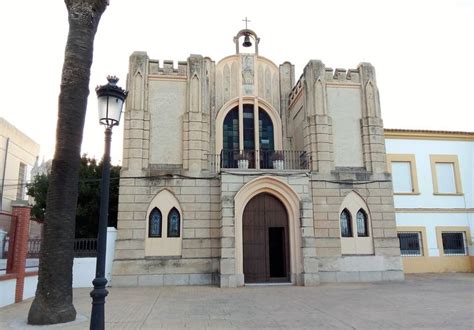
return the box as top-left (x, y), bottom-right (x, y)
top-left (1, 0), bottom-right (473, 165)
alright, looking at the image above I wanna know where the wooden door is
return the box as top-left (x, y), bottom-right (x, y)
top-left (243, 193), bottom-right (289, 283)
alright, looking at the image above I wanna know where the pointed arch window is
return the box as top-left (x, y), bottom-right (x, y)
top-left (167, 207), bottom-right (181, 238)
top-left (222, 105), bottom-right (275, 169)
top-left (356, 209), bottom-right (369, 237)
top-left (340, 209), bottom-right (352, 237)
top-left (149, 208), bottom-right (162, 237)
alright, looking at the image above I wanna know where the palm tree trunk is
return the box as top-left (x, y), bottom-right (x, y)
top-left (28, 0), bottom-right (108, 325)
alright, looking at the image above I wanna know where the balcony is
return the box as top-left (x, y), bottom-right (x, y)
top-left (208, 149), bottom-right (310, 173)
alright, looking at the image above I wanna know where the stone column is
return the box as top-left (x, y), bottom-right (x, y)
top-left (302, 60), bottom-right (334, 173)
top-left (359, 62), bottom-right (387, 174)
top-left (122, 51), bottom-right (149, 176)
top-left (279, 62), bottom-right (294, 149)
top-left (11, 201), bottom-right (31, 303)
top-left (183, 55), bottom-right (212, 175)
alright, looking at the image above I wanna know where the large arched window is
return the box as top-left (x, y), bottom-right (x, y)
top-left (222, 104), bottom-right (274, 168)
top-left (223, 108), bottom-right (239, 153)
top-left (340, 209), bottom-right (352, 238)
top-left (148, 208), bottom-right (162, 238)
top-left (356, 209), bottom-right (368, 237)
top-left (167, 207), bottom-right (181, 238)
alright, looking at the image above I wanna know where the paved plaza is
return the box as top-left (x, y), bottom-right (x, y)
top-left (0, 273), bottom-right (473, 329)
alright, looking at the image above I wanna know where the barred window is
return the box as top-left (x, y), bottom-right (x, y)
top-left (442, 232), bottom-right (467, 256)
top-left (398, 232), bottom-right (422, 256)
top-left (340, 209), bottom-right (352, 238)
top-left (356, 209), bottom-right (368, 237)
top-left (148, 208), bottom-right (162, 237)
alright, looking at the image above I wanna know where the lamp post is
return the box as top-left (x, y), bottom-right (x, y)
top-left (90, 76), bottom-right (127, 330)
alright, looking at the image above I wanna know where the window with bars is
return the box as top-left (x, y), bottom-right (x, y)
top-left (442, 232), bottom-right (467, 256)
top-left (398, 232), bottom-right (422, 256)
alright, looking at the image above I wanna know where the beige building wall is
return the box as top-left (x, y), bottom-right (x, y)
top-left (0, 118), bottom-right (39, 213)
top-left (114, 30), bottom-right (403, 287)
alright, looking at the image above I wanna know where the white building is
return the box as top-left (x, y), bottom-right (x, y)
top-left (385, 129), bottom-right (473, 273)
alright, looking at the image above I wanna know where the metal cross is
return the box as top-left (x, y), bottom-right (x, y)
top-left (242, 17), bottom-right (251, 29)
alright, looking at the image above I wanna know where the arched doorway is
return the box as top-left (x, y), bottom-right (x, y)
top-left (243, 193), bottom-right (290, 283)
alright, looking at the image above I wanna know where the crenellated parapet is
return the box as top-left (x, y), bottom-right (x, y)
top-left (324, 67), bottom-right (360, 83)
top-left (148, 59), bottom-right (187, 77)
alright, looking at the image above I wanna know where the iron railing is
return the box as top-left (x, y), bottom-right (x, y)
top-left (398, 232), bottom-right (422, 256)
top-left (73, 238), bottom-right (98, 257)
top-left (441, 232), bottom-right (467, 256)
top-left (26, 238), bottom-right (42, 258)
top-left (208, 149), bottom-right (310, 173)
top-left (14, 238), bottom-right (99, 259)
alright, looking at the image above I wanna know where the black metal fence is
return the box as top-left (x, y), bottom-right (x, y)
top-left (26, 239), bottom-right (42, 258)
top-left (16, 238), bottom-right (99, 259)
top-left (73, 238), bottom-right (98, 257)
top-left (208, 149), bottom-right (310, 173)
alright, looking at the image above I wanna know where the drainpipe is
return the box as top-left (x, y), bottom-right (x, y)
top-left (0, 137), bottom-right (9, 210)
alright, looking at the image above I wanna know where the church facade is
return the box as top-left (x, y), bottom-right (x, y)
top-left (112, 29), bottom-right (404, 287)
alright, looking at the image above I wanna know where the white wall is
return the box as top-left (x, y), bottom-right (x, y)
top-left (396, 212), bottom-right (472, 256)
top-left (386, 138), bottom-right (473, 209)
top-left (386, 137), bottom-right (474, 256)
top-left (23, 275), bottom-right (38, 300)
top-left (0, 278), bottom-right (16, 308)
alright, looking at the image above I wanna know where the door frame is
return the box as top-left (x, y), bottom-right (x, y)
top-left (234, 176), bottom-right (302, 285)
top-left (243, 193), bottom-right (290, 283)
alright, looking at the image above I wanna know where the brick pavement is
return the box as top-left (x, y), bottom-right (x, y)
top-left (0, 273), bottom-right (473, 329)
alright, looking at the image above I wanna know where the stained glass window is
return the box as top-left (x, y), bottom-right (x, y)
top-left (340, 209), bottom-right (352, 237)
top-left (356, 209), bottom-right (368, 237)
top-left (149, 208), bottom-right (162, 237)
top-left (223, 108), bottom-right (239, 168)
top-left (167, 207), bottom-right (181, 238)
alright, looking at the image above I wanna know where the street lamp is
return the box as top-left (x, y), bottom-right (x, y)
top-left (90, 76), bottom-right (127, 330)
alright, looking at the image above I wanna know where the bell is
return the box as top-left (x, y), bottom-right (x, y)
top-left (242, 35), bottom-right (252, 47)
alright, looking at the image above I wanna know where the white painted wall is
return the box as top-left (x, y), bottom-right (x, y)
top-left (0, 278), bottom-right (16, 308)
top-left (23, 275), bottom-right (38, 300)
top-left (386, 137), bottom-right (474, 256)
top-left (385, 138), bottom-right (473, 209)
top-left (396, 212), bottom-right (472, 256)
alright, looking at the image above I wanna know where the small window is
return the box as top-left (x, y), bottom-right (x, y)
top-left (356, 210), bottom-right (368, 237)
top-left (148, 208), bottom-right (162, 237)
top-left (442, 232), bottom-right (466, 256)
top-left (398, 232), bottom-right (422, 256)
top-left (430, 155), bottom-right (463, 194)
top-left (391, 162), bottom-right (414, 193)
top-left (167, 207), bottom-right (181, 238)
top-left (340, 209), bottom-right (352, 238)
top-left (386, 154), bottom-right (419, 194)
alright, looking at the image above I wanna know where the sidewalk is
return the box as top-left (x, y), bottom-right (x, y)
top-left (0, 273), bottom-right (473, 329)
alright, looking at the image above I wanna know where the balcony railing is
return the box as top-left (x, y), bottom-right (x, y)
top-left (208, 149), bottom-right (309, 173)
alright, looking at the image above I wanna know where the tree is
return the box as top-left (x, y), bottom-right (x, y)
top-left (27, 155), bottom-right (121, 238)
top-left (28, 0), bottom-right (108, 325)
